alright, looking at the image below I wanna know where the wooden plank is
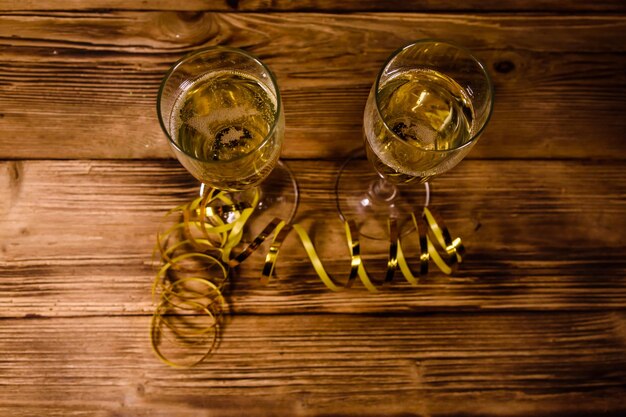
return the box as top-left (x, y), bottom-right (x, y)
top-left (0, 312), bottom-right (625, 416)
top-left (1, 0), bottom-right (625, 12)
top-left (0, 13), bottom-right (625, 159)
top-left (1, 159), bottom-right (625, 316)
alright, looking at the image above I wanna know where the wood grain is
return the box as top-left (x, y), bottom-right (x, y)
top-left (1, 159), bottom-right (624, 317)
top-left (1, 0), bottom-right (625, 12)
top-left (0, 312), bottom-right (625, 416)
top-left (1, 2), bottom-right (625, 415)
top-left (0, 12), bottom-right (625, 159)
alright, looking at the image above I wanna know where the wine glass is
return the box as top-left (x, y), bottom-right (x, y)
top-left (336, 39), bottom-right (494, 239)
top-left (157, 46), bottom-right (298, 232)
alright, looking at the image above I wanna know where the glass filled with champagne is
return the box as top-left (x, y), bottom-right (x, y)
top-left (158, 47), bottom-right (297, 227)
top-left (336, 40), bottom-right (493, 239)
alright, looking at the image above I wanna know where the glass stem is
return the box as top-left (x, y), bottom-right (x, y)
top-left (368, 177), bottom-right (398, 203)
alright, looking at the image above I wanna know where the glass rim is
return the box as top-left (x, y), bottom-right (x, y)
top-left (156, 46), bottom-right (282, 165)
top-left (373, 38), bottom-right (494, 154)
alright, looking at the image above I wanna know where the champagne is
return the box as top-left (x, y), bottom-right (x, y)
top-left (364, 68), bottom-right (475, 183)
top-left (173, 71), bottom-right (276, 160)
top-left (170, 71), bottom-right (281, 190)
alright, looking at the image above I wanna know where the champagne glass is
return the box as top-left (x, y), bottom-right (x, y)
top-left (157, 46), bottom-right (298, 232)
top-left (336, 39), bottom-right (494, 239)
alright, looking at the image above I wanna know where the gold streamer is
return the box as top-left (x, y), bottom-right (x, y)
top-left (151, 187), bottom-right (465, 367)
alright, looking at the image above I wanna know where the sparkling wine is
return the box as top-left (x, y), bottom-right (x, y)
top-left (364, 68), bottom-right (475, 183)
top-left (173, 71), bottom-right (276, 160)
top-left (170, 71), bottom-right (281, 190)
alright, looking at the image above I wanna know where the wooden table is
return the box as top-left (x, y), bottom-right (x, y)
top-left (1, 1), bottom-right (625, 415)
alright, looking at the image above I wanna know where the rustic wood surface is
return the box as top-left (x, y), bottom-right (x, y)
top-left (1, 159), bottom-right (625, 316)
top-left (1, 2), bottom-right (626, 416)
top-left (1, 12), bottom-right (625, 159)
top-left (1, 313), bottom-right (625, 416)
top-left (2, 0), bottom-right (626, 12)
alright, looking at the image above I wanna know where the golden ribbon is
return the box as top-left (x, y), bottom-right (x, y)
top-left (151, 188), bottom-right (465, 367)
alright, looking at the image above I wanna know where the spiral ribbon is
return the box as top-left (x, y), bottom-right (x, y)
top-left (151, 188), bottom-right (465, 367)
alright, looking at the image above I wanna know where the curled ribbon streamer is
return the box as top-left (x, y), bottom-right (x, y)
top-left (151, 190), bottom-right (251, 367)
top-left (396, 213), bottom-right (429, 285)
top-left (151, 187), bottom-right (465, 367)
top-left (151, 299), bottom-right (219, 368)
top-left (423, 207), bottom-right (465, 275)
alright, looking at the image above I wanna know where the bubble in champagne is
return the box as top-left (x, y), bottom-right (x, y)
top-left (171, 71), bottom-right (276, 162)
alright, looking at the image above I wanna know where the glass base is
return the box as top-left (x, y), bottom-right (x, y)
top-left (200, 159), bottom-right (299, 238)
top-left (335, 149), bottom-right (429, 240)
